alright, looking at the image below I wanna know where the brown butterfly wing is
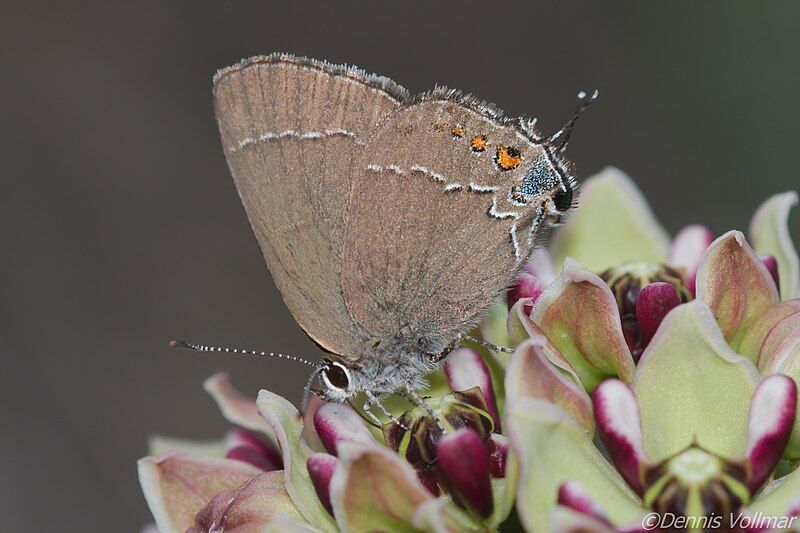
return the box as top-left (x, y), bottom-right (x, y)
top-left (341, 93), bottom-right (545, 357)
top-left (213, 54), bottom-right (408, 356)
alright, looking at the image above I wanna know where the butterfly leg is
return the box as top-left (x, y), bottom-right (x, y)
top-left (364, 390), bottom-right (408, 429)
top-left (462, 335), bottom-right (514, 354)
top-left (426, 334), bottom-right (464, 364)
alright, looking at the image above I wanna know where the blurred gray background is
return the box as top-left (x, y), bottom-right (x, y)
top-left (2, 1), bottom-right (798, 530)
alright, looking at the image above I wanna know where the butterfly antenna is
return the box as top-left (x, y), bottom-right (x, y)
top-left (300, 366), bottom-right (324, 413)
top-left (169, 340), bottom-right (320, 368)
top-left (548, 89), bottom-right (599, 153)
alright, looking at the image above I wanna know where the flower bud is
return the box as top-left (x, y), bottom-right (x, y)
top-left (382, 388), bottom-right (496, 497)
top-left (437, 428), bottom-right (494, 519)
top-left (307, 452), bottom-right (337, 516)
top-left (601, 262), bottom-right (691, 360)
top-left (508, 271), bottom-right (547, 315)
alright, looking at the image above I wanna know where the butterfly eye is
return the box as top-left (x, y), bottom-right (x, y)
top-left (553, 186), bottom-right (573, 212)
top-left (321, 360), bottom-right (351, 391)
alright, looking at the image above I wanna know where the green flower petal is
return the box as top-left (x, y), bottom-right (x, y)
top-left (256, 391), bottom-right (337, 532)
top-left (531, 259), bottom-right (635, 391)
top-left (265, 514), bottom-right (322, 532)
top-left (633, 301), bottom-right (760, 461)
top-left (749, 192), bottom-right (800, 300)
top-left (505, 397), bottom-right (644, 532)
top-left (138, 453), bottom-right (262, 533)
top-left (551, 167), bottom-right (670, 271)
top-left (411, 498), bottom-right (474, 533)
top-left (746, 467), bottom-right (800, 517)
top-left (147, 435), bottom-right (226, 458)
top-left (755, 309), bottom-right (800, 459)
top-left (329, 442), bottom-right (442, 533)
top-left (695, 231), bottom-right (780, 348)
top-left (505, 332), bottom-right (595, 435)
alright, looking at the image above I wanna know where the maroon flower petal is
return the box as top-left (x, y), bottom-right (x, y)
top-left (225, 446), bottom-right (282, 472)
top-left (760, 253), bottom-right (781, 292)
top-left (745, 374), bottom-right (797, 493)
top-left (444, 347), bottom-right (500, 430)
top-left (557, 480), bottom-right (612, 525)
top-left (307, 453), bottom-right (337, 516)
top-left (225, 428), bottom-right (282, 470)
top-left (508, 271), bottom-right (547, 314)
top-left (592, 379), bottom-right (648, 495)
top-left (313, 402), bottom-right (376, 457)
top-left (436, 428), bottom-right (493, 519)
top-left (669, 225), bottom-right (714, 295)
top-left (488, 434), bottom-right (508, 478)
top-left (635, 282), bottom-right (682, 346)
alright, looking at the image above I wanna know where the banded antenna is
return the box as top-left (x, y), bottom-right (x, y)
top-left (169, 340), bottom-right (320, 368)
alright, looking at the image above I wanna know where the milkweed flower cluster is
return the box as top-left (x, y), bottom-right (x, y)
top-left (140, 167), bottom-right (800, 532)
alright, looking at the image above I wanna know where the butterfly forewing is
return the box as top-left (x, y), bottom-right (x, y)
top-left (213, 55), bottom-right (408, 357)
top-left (341, 95), bottom-right (546, 358)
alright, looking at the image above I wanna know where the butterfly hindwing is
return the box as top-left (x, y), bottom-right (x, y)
top-left (341, 94), bottom-right (547, 358)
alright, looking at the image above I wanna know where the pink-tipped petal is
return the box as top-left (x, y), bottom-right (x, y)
top-left (508, 272), bottom-right (547, 314)
top-left (138, 453), bottom-right (263, 532)
top-left (745, 374), bottom-right (797, 492)
top-left (188, 471), bottom-right (304, 532)
top-left (445, 347), bottom-right (500, 430)
top-left (437, 428), bottom-right (493, 519)
top-left (488, 434), bottom-right (509, 478)
top-left (669, 225), bottom-right (714, 295)
top-left (738, 300), bottom-right (800, 364)
top-left (557, 480), bottom-right (611, 524)
top-left (695, 231), bottom-right (780, 344)
top-left (330, 442), bottom-right (436, 531)
top-left (313, 402), bottom-right (376, 456)
top-left (307, 453), bottom-right (338, 516)
top-left (760, 254), bottom-right (781, 292)
top-left (505, 336), bottom-right (595, 435)
top-left (204, 373), bottom-right (274, 439)
top-left (532, 258), bottom-right (636, 390)
top-left (592, 380), bottom-right (648, 495)
top-left (635, 282), bottom-right (682, 345)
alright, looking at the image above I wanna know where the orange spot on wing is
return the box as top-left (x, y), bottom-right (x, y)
top-left (451, 126), bottom-right (466, 138)
top-left (495, 147), bottom-right (522, 170)
top-left (470, 134), bottom-right (487, 152)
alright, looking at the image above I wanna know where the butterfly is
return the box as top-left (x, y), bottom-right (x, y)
top-left (179, 53), bottom-right (593, 422)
